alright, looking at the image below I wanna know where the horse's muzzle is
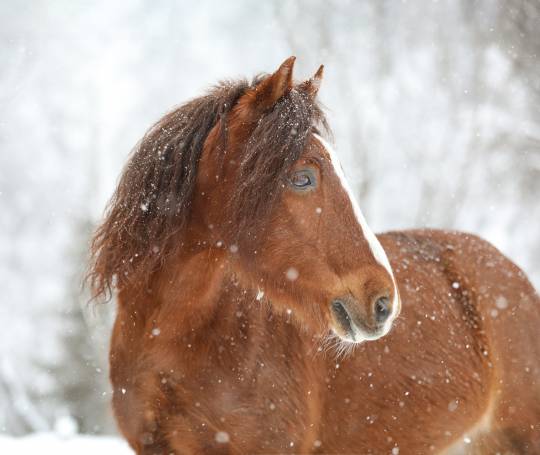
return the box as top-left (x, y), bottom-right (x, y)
top-left (330, 294), bottom-right (393, 343)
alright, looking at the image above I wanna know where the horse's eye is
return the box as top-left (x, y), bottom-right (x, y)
top-left (292, 173), bottom-right (311, 187)
top-left (290, 169), bottom-right (316, 191)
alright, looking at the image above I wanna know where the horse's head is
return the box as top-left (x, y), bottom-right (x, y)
top-left (89, 57), bottom-right (400, 345)
top-left (193, 57), bottom-right (400, 343)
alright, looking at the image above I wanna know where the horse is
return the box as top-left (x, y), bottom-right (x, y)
top-left (88, 57), bottom-right (540, 454)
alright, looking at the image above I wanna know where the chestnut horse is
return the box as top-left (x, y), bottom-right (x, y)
top-left (89, 58), bottom-right (540, 454)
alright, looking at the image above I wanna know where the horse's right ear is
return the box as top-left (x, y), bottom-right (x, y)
top-left (298, 64), bottom-right (324, 100)
top-left (238, 56), bottom-right (295, 116)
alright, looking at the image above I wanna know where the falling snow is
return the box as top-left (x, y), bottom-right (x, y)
top-left (495, 296), bottom-right (508, 310)
top-left (214, 431), bottom-right (230, 444)
top-left (1, 0), bottom-right (539, 448)
top-left (286, 267), bottom-right (299, 281)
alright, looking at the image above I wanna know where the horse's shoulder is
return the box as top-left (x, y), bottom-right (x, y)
top-left (377, 228), bottom-right (535, 301)
top-left (377, 228), bottom-right (503, 263)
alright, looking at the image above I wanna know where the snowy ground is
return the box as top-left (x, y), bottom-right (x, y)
top-left (0, 433), bottom-right (133, 454)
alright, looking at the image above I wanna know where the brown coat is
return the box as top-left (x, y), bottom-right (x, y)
top-left (89, 58), bottom-right (540, 454)
top-left (109, 229), bottom-right (540, 454)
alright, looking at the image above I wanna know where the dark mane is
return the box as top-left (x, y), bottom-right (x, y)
top-left (88, 76), bottom-right (328, 301)
top-left (229, 87), bottom-right (328, 237)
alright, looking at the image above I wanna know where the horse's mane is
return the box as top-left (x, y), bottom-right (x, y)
top-left (88, 75), bottom-right (328, 301)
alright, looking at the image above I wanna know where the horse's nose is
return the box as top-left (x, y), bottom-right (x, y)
top-left (373, 296), bottom-right (391, 324)
top-left (330, 293), bottom-right (394, 342)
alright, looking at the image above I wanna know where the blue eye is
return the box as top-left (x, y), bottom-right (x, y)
top-left (290, 169), bottom-right (316, 191)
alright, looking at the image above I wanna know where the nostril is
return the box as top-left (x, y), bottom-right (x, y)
top-left (331, 300), bottom-right (352, 334)
top-left (374, 297), bottom-right (391, 323)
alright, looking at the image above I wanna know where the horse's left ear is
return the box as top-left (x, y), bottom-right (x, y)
top-left (298, 64), bottom-right (324, 99)
top-left (239, 56), bottom-right (295, 115)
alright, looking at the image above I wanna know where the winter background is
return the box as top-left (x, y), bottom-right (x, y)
top-left (1, 0), bottom-right (539, 451)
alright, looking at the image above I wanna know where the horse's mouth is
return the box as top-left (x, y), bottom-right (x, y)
top-left (331, 300), bottom-right (354, 338)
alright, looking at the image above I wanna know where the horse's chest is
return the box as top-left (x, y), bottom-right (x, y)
top-left (163, 359), bottom-right (312, 453)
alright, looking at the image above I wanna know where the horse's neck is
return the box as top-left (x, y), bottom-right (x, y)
top-left (116, 249), bottom-right (324, 436)
top-left (151, 248), bottom-right (314, 370)
top-left (146, 249), bottom-right (253, 344)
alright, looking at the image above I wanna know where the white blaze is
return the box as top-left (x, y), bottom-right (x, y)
top-left (314, 134), bottom-right (400, 336)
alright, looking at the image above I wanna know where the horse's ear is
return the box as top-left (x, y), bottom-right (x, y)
top-left (240, 56), bottom-right (295, 114)
top-left (298, 64), bottom-right (324, 99)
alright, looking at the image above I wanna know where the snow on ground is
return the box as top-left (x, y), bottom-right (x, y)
top-left (0, 433), bottom-right (133, 454)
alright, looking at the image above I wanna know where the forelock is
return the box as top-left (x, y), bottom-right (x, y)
top-left (228, 86), bottom-right (329, 238)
